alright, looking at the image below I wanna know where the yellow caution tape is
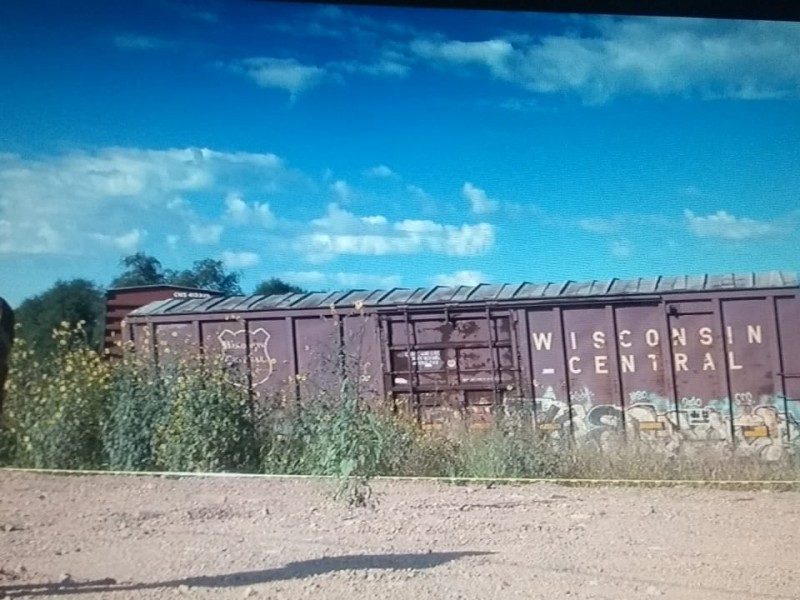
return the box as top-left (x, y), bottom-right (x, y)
top-left (1, 467), bottom-right (799, 487)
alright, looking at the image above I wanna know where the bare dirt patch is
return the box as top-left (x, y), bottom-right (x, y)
top-left (1, 472), bottom-right (798, 599)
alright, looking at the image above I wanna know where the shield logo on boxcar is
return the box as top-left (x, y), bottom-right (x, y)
top-left (249, 328), bottom-right (274, 386)
top-left (217, 327), bottom-right (275, 387)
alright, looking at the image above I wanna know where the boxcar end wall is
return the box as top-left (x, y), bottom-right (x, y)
top-left (122, 272), bottom-right (800, 460)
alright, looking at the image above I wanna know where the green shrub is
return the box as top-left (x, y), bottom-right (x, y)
top-left (150, 353), bottom-right (259, 473)
top-left (102, 355), bottom-right (170, 471)
top-left (4, 322), bottom-right (109, 469)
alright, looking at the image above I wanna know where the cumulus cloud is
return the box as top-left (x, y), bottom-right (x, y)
top-left (434, 270), bottom-right (487, 287)
top-left (331, 180), bottom-right (354, 203)
top-left (297, 203), bottom-right (495, 263)
top-left (683, 209), bottom-right (787, 240)
top-left (229, 57), bottom-right (326, 99)
top-left (411, 19), bottom-right (800, 103)
top-left (610, 239), bottom-right (633, 258)
top-left (189, 223), bottom-right (223, 245)
top-left (0, 219), bottom-right (63, 255)
top-left (0, 146), bottom-right (287, 255)
top-left (113, 34), bottom-right (176, 51)
top-left (331, 58), bottom-right (410, 78)
top-left (411, 39), bottom-right (514, 78)
top-left (364, 165), bottom-right (398, 178)
top-left (579, 217), bottom-right (619, 234)
top-left (220, 250), bottom-right (260, 269)
top-left (463, 182), bottom-right (499, 214)
top-left (224, 193), bottom-right (276, 227)
top-left (283, 270), bottom-right (402, 290)
top-left (91, 228), bottom-right (147, 253)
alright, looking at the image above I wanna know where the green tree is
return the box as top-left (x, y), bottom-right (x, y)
top-left (168, 258), bottom-right (243, 295)
top-left (253, 277), bottom-right (306, 297)
top-left (110, 252), bottom-right (166, 288)
top-left (110, 253), bottom-right (243, 295)
top-left (14, 279), bottom-right (105, 354)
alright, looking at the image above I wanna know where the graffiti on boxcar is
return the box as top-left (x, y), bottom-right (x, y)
top-left (217, 327), bottom-right (276, 386)
top-left (532, 324), bottom-right (764, 375)
top-left (529, 385), bottom-right (800, 460)
top-left (569, 386), bottom-right (595, 404)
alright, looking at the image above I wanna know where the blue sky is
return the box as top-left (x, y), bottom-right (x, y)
top-left (1, 1), bottom-right (799, 306)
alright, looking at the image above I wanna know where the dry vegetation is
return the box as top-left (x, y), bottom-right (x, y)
top-left (1, 322), bottom-right (798, 505)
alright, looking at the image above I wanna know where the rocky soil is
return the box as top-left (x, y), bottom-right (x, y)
top-left (1, 471), bottom-right (798, 599)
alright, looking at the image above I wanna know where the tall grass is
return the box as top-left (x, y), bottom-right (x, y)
top-left (1, 322), bottom-right (797, 488)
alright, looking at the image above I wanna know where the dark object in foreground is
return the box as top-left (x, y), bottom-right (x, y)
top-left (0, 296), bottom-right (14, 421)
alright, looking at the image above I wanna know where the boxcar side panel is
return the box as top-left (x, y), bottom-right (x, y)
top-left (154, 322), bottom-right (197, 363)
top-left (342, 313), bottom-right (384, 401)
top-left (525, 307), bottom-right (570, 434)
top-left (561, 306), bottom-right (623, 443)
top-left (294, 316), bottom-right (342, 400)
top-left (614, 303), bottom-right (675, 447)
top-left (776, 296), bottom-right (800, 444)
top-left (244, 318), bottom-right (295, 399)
top-left (719, 298), bottom-right (786, 459)
top-left (665, 299), bottom-right (731, 445)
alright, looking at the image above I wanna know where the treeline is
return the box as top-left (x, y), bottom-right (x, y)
top-left (13, 252), bottom-right (306, 357)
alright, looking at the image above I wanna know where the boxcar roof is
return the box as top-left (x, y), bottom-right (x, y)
top-left (127, 270), bottom-right (798, 317)
top-left (106, 284), bottom-right (224, 296)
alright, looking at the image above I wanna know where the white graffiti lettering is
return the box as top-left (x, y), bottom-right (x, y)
top-left (570, 386), bottom-right (595, 404)
top-left (680, 396), bottom-right (703, 408)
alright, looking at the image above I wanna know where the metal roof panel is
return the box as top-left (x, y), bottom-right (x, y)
top-left (126, 270), bottom-right (799, 317)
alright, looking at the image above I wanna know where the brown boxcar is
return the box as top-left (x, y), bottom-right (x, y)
top-left (104, 285), bottom-right (223, 357)
top-left (122, 271), bottom-right (800, 459)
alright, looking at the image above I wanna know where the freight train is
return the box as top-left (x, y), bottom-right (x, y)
top-left (121, 271), bottom-right (800, 460)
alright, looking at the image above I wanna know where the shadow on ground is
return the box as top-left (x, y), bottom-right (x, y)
top-left (0, 551), bottom-right (491, 597)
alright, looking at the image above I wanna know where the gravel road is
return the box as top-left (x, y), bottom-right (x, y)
top-left (1, 471), bottom-right (798, 599)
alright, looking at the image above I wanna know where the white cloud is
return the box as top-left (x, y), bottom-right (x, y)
top-left (113, 34), bottom-right (176, 51)
top-left (331, 180), bottom-right (354, 203)
top-left (411, 39), bottom-right (514, 78)
top-left (365, 165), bottom-right (398, 178)
top-left (579, 217), bottom-right (619, 234)
top-left (229, 57), bottom-right (326, 99)
top-left (331, 58), bottom-right (410, 78)
top-left (189, 223), bottom-right (223, 245)
top-left (282, 271), bottom-right (328, 286)
top-left (224, 192), bottom-right (276, 227)
top-left (497, 97), bottom-right (553, 113)
top-left (463, 182), bottom-right (499, 214)
top-left (91, 228), bottom-right (147, 253)
top-left (220, 250), bottom-right (260, 269)
top-left (333, 272), bottom-right (402, 289)
top-left (683, 209), bottom-right (786, 241)
top-left (0, 219), bottom-right (64, 255)
top-left (282, 270), bottom-right (402, 290)
top-left (411, 19), bottom-right (800, 103)
top-left (297, 203), bottom-right (495, 263)
top-left (0, 147), bottom-right (286, 256)
top-left (407, 185), bottom-right (429, 200)
top-left (434, 270), bottom-right (487, 287)
top-left (610, 239), bottom-right (633, 258)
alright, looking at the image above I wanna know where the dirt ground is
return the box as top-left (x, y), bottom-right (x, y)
top-left (1, 472), bottom-right (798, 600)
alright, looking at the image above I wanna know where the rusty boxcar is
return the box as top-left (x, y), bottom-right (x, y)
top-left (104, 285), bottom-right (224, 358)
top-left (122, 271), bottom-right (800, 459)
